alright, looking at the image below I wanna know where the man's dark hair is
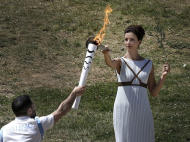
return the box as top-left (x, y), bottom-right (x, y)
top-left (12, 95), bottom-right (33, 117)
top-left (124, 25), bottom-right (145, 41)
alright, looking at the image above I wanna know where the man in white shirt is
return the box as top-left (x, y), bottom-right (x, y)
top-left (0, 86), bottom-right (85, 142)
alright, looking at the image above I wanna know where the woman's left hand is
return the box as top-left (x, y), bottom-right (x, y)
top-left (161, 63), bottom-right (170, 79)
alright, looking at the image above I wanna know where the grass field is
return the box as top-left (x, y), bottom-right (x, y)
top-left (0, 0), bottom-right (190, 141)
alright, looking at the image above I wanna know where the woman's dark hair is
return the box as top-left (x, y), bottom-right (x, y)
top-left (12, 95), bottom-right (33, 117)
top-left (124, 25), bottom-right (145, 41)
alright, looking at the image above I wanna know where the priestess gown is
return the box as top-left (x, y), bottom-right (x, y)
top-left (113, 57), bottom-right (155, 142)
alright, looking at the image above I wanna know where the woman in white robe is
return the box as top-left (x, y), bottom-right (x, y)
top-left (102, 25), bottom-right (170, 142)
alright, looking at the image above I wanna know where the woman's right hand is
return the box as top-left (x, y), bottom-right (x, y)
top-left (101, 45), bottom-right (111, 54)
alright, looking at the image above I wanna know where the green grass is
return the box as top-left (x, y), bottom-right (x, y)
top-left (0, 0), bottom-right (190, 141)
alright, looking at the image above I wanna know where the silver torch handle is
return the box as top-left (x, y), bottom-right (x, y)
top-left (72, 43), bottom-right (97, 109)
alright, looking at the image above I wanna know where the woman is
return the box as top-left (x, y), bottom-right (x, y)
top-left (102, 25), bottom-right (170, 142)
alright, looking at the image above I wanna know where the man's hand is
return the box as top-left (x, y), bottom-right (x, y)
top-left (72, 86), bottom-right (85, 97)
top-left (52, 86), bottom-right (85, 123)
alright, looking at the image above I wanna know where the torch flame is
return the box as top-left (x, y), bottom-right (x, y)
top-left (94, 5), bottom-right (112, 45)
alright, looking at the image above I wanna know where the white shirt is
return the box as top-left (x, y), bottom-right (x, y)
top-left (0, 114), bottom-right (54, 142)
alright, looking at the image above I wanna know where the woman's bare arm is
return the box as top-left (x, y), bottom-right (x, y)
top-left (148, 63), bottom-right (170, 96)
top-left (102, 47), bottom-right (121, 74)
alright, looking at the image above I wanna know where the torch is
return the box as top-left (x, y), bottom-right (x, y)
top-left (72, 5), bottom-right (112, 109)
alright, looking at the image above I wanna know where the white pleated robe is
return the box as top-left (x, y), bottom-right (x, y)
top-left (113, 57), bottom-right (155, 142)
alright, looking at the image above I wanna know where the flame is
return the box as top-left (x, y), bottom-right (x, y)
top-left (94, 5), bottom-right (112, 45)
